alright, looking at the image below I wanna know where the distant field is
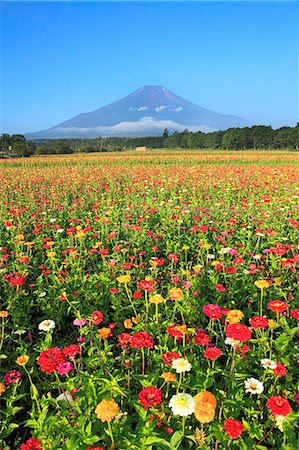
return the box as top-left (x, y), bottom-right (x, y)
top-left (1, 149), bottom-right (299, 168)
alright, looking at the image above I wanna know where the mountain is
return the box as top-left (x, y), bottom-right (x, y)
top-left (27, 86), bottom-right (250, 138)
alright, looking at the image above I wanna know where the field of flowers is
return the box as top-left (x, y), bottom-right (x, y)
top-left (0, 151), bottom-right (298, 450)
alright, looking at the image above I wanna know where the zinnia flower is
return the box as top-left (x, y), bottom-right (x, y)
top-left (290, 309), bottom-right (299, 320)
top-left (244, 378), bottom-right (264, 395)
top-left (204, 347), bottom-right (222, 361)
top-left (161, 372), bottom-right (177, 382)
top-left (203, 304), bottom-right (222, 320)
top-left (37, 347), bottom-right (66, 374)
top-left (130, 331), bottom-right (154, 349)
top-left (223, 419), bottom-right (245, 439)
top-left (267, 300), bottom-right (288, 313)
top-left (226, 310), bottom-right (244, 324)
top-left (273, 362), bottom-right (287, 377)
top-left (261, 358), bottom-right (277, 369)
top-left (62, 344), bottom-right (80, 359)
top-left (162, 351), bottom-right (180, 365)
top-left (194, 390), bottom-right (216, 423)
top-left (38, 319), bottom-right (55, 332)
top-left (266, 396), bottom-right (291, 416)
top-left (4, 370), bottom-right (21, 384)
top-left (254, 280), bottom-right (270, 289)
top-left (0, 382), bottom-right (6, 396)
top-left (225, 323), bottom-right (251, 342)
top-left (117, 275), bottom-right (131, 283)
top-left (138, 387), bottom-right (163, 410)
top-left (15, 355), bottom-right (30, 366)
top-left (20, 437), bottom-right (42, 450)
top-left (149, 294), bottom-right (165, 304)
top-left (250, 316), bottom-right (268, 329)
top-left (57, 362), bottom-right (73, 375)
top-left (169, 393), bottom-right (195, 416)
top-left (95, 399), bottom-right (119, 422)
top-left (171, 358), bottom-right (192, 373)
top-left (91, 310), bottom-right (103, 325)
top-left (168, 287), bottom-right (183, 301)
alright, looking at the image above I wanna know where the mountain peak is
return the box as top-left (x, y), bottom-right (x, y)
top-left (27, 86), bottom-right (250, 138)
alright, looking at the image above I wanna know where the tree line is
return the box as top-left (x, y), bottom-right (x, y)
top-left (0, 124), bottom-right (298, 157)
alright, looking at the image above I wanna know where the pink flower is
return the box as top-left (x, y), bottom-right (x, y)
top-left (73, 318), bottom-right (87, 326)
top-left (57, 362), bottom-right (73, 375)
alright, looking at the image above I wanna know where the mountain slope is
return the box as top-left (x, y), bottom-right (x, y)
top-left (27, 86), bottom-right (250, 138)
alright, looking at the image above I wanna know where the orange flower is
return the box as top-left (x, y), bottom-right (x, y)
top-left (95, 399), bottom-right (119, 422)
top-left (0, 311), bottom-right (9, 318)
top-left (226, 310), bottom-right (244, 324)
top-left (0, 382), bottom-right (6, 396)
top-left (124, 319), bottom-right (133, 329)
top-left (15, 355), bottom-right (30, 366)
top-left (168, 287), bottom-right (183, 301)
top-left (194, 390), bottom-right (216, 423)
top-left (97, 327), bottom-right (112, 339)
top-left (161, 372), bottom-right (177, 382)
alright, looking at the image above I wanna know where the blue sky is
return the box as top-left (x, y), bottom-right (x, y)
top-left (1, 1), bottom-right (298, 134)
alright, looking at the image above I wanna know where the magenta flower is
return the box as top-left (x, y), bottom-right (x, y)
top-left (57, 362), bottom-right (73, 375)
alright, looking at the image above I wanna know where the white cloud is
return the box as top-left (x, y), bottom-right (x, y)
top-left (137, 106), bottom-right (148, 111)
top-left (155, 105), bottom-right (168, 112)
top-left (55, 116), bottom-right (216, 135)
top-left (171, 107), bottom-right (183, 112)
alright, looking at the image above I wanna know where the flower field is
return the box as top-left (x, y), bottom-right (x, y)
top-left (0, 151), bottom-right (298, 450)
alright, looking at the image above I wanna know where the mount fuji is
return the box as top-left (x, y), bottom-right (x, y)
top-left (27, 86), bottom-right (250, 138)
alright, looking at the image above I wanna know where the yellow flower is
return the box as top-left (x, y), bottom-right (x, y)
top-left (95, 399), bottom-right (119, 422)
top-left (16, 234), bottom-right (24, 240)
top-left (76, 231), bottom-right (85, 238)
top-left (0, 311), bottom-right (9, 318)
top-left (132, 315), bottom-right (140, 324)
top-left (226, 310), bottom-right (244, 324)
top-left (203, 243), bottom-right (211, 249)
top-left (161, 372), bottom-right (177, 382)
top-left (149, 294), bottom-right (165, 304)
top-left (268, 319), bottom-right (277, 328)
top-left (193, 265), bottom-right (203, 273)
top-left (181, 245), bottom-right (190, 251)
top-left (117, 275), bottom-right (131, 284)
top-left (168, 287), bottom-right (183, 301)
top-left (194, 390), bottom-right (216, 423)
top-left (47, 251), bottom-right (56, 258)
top-left (255, 280), bottom-right (270, 289)
top-left (0, 382), bottom-right (6, 396)
top-left (15, 355), bottom-right (30, 366)
top-left (194, 428), bottom-right (206, 446)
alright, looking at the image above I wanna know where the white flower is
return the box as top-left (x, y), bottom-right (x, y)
top-left (49, 218), bottom-right (56, 223)
top-left (172, 358), bottom-right (192, 374)
top-left (38, 319), bottom-right (56, 332)
top-left (225, 337), bottom-right (239, 347)
top-left (57, 229), bottom-right (64, 233)
top-left (275, 415), bottom-right (286, 432)
top-left (244, 378), bottom-right (264, 395)
top-left (169, 393), bottom-right (195, 416)
top-left (56, 393), bottom-right (73, 403)
top-left (219, 247), bottom-right (231, 255)
top-left (207, 254), bottom-right (215, 259)
top-left (261, 358), bottom-right (277, 369)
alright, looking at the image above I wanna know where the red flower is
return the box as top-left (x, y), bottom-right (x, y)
top-left (139, 387), bottom-right (163, 410)
top-left (204, 347), bottom-right (222, 360)
top-left (202, 304), bottom-right (222, 320)
top-left (223, 419), bottom-right (245, 439)
top-left (130, 331), bottom-right (154, 349)
top-left (133, 290), bottom-right (143, 299)
top-left (137, 280), bottom-right (154, 293)
top-left (226, 323), bottom-right (251, 342)
top-left (37, 347), bottom-right (66, 374)
top-left (215, 284), bottom-right (226, 292)
top-left (266, 396), bottom-right (291, 416)
top-left (9, 273), bottom-right (26, 287)
top-left (117, 333), bottom-right (132, 349)
top-left (86, 447), bottom-right (104, 450)
top-left (167, 324), bottom-right (185, 339)
top-left (267, 300), bottom-right (288, 313)
top-left (20, 437), bottom-right (42, 450)
top-left (291, 309), bottom-right (299, 320)
top-left (91, 310), bottom-right (103, 325)
top-left (194, 332), bottom-right (211, 346)
top-left (162, 351), bottom-right (180, 366)
top-left (250, 316), bottom-right (268, 329)
top-left (62, 344), bottom-right (80, 359)
top-left (273, 362), bottom-right (287, 377)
